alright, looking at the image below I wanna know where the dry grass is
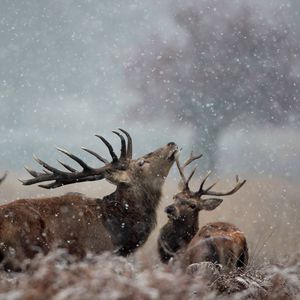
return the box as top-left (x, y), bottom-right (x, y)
top-left (145, 174), bottom-right (300, 266)
top-left (0, 249), bottom-right (298, 300)
top-left (0, 172), bottom-right (299, 299)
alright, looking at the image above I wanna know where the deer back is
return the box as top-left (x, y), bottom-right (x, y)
top-left (0, 193), bottom-right (114, 270)
top-left (182, 222), bottom-right (248, 270)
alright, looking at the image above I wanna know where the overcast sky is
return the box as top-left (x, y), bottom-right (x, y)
top-left (1, 0), bottom-right (300, 180)
top-left (0, 0), bottom-right (186, 171)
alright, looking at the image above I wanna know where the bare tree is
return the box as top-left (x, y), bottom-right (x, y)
top-left (125, 1), bottom-right (300, 169)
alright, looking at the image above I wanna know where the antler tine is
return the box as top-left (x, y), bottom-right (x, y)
top-left (175, 156), bottom-right (187, 187)
top-left (198, 171), bottom-right (212, 195)
top-left (0, 172), bottom-right (7, 184)
top-left (186, 167), bottom-right (197, 187)
top-left (112, 131), bottom-right (126, 159)
top-left (33, 155), bottom-right (66, 175)
top-left (95, 135), bottom-right (118, 162)
top-left (204, 180), bottom-right (219, 192)
top-left (57, 160), bottom-right (76, 173)
top-left (37, 174), bottom-right (105, 189)
top-left (118, 128), bottom-right (132, 159)
top-left (182, 152), bottom-right (203, 169)
top-left (176, 151), bottom-right (202, 191)
top-left (81, 147), bottom-right (109, 164)
top-left (198, 174), bottom-right (246, 197)
top-left (24, 166), bottom-right (43, 178)
top-left (56, 147), bottom-right (92, 171)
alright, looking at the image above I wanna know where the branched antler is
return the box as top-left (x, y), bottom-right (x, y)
top-left (20, 129), bottom-right (133, 189)
top-left (175, 153), bottom-right (246, 199)
top-left (197, 174), bottom-right (246, 197)
top-left (175, 151), bottom-right (203, 191)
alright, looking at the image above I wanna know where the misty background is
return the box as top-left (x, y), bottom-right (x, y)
top-left (1, 0), bottom-right (300, 261)
top-left (1, 0), bottom-right (300, 181)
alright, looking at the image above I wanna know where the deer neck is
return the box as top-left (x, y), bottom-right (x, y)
top-left (159, 220), bottom-right (198, 259)
top-left (101, 182), bottom-right (163, 256)
top-left (173, 220), bottom-right (199, 243)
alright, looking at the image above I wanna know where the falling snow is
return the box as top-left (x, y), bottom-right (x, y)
top-left (0, 0), bottom-right (300, 299)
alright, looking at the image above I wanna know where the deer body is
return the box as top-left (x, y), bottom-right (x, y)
top-left (182, 222), bottom-right (248, 270)
top-left (158, 153), bottom-right (248, 272)
top-left (0, 194), bottom-right (112, 269)
top-left (0, 130), bottom-right (178, 271)
top-left (0, 188), bottom-right (162, 269)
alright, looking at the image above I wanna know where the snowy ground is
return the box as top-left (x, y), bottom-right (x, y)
top-left (0, 249), bottom-right (298, 300)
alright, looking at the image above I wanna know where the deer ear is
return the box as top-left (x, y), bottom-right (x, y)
top-left (106, 170), bottom-right (131, 185)
top-left (200, 198), bottom-right (223, 211)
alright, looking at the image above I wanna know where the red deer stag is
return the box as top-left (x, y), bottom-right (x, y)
top-left (0, 129), bottom-right (178, 271)
top-left (158, 153), bottom-right (248, 271)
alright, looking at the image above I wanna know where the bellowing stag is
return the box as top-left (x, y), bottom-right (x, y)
top-left (158, 153), bottom-right (248, 271)
top-left (0, 129), bottom-right (178, 271)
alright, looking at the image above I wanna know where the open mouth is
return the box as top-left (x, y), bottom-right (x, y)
top-left (167, 147), bottom-right (179, 161)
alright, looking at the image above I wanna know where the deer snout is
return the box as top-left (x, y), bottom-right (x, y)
top-left (165, 205), bottom-right (175, 214)
top-left (165, 205), bottom-right (178, 219)
top-left (166, 142), bottom-right (178, 161)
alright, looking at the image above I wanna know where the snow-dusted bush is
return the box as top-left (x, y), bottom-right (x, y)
top-left (0, 249), bottom-right (298, 300)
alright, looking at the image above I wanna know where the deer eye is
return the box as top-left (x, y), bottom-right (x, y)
top-left (138, 159), bottom-right (145, 167)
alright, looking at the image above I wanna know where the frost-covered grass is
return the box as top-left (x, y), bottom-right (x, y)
top-left (0, 250), bottom-right (299, 300)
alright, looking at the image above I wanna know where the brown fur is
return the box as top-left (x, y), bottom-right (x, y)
top-left (0, 194), bottom-right (111, 270)
top-left (182, 222), bottom-right (249, 270)
top-left (158, 198), bottom-right (200, 263)
top-left (0, 143), bottom-right (178, 271)
top-left (158, 154), bottom-right (247, 271)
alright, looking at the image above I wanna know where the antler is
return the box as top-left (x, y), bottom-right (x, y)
top-left (176, 151), bottom-right (203, 191)
top-left (119, 128), bottom-right (132, 159)
top-left (20, 129), bottom-right (133, 189)
top-left (197, 174), bottom-right (246, 197)
top-left (0, 172), bottom-right (7, 185)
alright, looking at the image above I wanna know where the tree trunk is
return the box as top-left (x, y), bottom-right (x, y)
top-left (193, 128), bottom-right (220, 172)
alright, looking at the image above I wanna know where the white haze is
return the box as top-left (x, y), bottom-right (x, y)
top-left (0, 0), bottom-right (299, 185)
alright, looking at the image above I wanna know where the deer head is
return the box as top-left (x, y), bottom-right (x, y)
top-left (21, 129), bottom-right (178, 189)
top-left (164, 153), bottom-right (246, 224)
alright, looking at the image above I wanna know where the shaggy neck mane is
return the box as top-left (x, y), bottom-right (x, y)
top-left (176, 221), bottom-right (199, 241)
top-left (100, 179), bottom-right (164, 256)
